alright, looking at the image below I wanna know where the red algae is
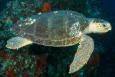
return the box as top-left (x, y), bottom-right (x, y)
top-left (22, 71), bottom-right (30, 77)
top-left (11, 17), bottom-right (19, 24)
top-left (6, 69), bottom-right (16, 77)
top-left (72, 73), bottom-right (80, 77)
top-left (35, 54), bottom-right (47, 77)
top-left (0, 50), bottom-right (9, 59)
top-left (88, 53), bottom-right (100, 65)
top-left (41, 2), bottom-right (51, 12)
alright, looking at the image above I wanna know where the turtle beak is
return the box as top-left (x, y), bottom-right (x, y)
top-left (106, 23), bottom-right (112, 31)
top-left (104, 21), bottom-right (112, 31)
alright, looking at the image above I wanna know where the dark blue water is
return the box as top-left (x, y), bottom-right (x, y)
top-left (102, 0), bottom-right (115, 15)
top-left (0, 0), bottom-right (9, 12)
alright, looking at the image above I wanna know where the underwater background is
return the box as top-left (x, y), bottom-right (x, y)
top-left (0, 0), bottom-right (115, 77)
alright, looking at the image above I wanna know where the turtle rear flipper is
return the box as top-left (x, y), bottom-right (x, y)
top-left (6, 37), bottom-right (33, 49)
top-left (69, 35), bottom-right (94, 74)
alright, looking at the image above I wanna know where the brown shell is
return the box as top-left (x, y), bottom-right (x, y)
top-left (12, 10), bottom-right (88, 46)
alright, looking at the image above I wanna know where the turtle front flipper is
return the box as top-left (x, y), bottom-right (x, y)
top-left (69, 35), bottom-right (94, 74)
top-left (6, 37), bottom-right (33, 49)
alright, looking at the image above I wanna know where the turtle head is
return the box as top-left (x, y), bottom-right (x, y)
top-left (85, 18), bottom-right (112, 33)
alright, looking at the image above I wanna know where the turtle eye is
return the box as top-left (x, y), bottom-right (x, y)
top-left (103, 24), bottom-right (106, 27)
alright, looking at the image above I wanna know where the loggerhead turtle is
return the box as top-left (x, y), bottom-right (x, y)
top-left (6, 10), bottom-right (111, 74)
